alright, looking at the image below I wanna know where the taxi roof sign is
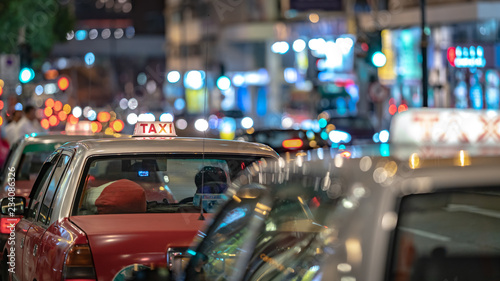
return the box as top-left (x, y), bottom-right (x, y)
top-left (65, 121), bottom-right (93, 135)
top-left (390, 109), bottom-right (500, 145)
top-left (133, 121), bottom-right (177, 137)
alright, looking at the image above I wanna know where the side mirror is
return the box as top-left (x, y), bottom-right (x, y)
top-left (1, 197), bottom-right (26, 216)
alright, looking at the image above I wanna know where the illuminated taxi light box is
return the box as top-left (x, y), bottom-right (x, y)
top-left (390, 109), bottom-right (500, 145)
top-left (133, 121), bottom-right (177, 137)
top-left (65, 121), bottom-right (93, 135)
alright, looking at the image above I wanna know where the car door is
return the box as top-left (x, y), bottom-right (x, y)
top-left (21, 153), bottom-right (70, 281)
top-left (12, 151), bottom-right (60, 281)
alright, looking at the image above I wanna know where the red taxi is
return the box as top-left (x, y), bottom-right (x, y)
top-left (0, 122), bottom-right (278, 281)
top-left (0, 130), bottom-right (127, 253)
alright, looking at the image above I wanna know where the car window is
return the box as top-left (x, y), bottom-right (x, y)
top-left (26, 154), bottom-right (60, 220)
top-left (188, 171), bottom-right (338, 281)
top-left (38, 154), bottom-right (71, 225)
top-left (185, 187), bottom-right (271, 281)
top-left (388, 189), bottom-right (500, 281)
top-left (17, 143), bottom-right (61, 181)
top-left (74, 155), bottom-right (266, 216)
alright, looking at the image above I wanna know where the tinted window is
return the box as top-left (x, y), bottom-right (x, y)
top-left (75, 155), bottom-right (266, 215)
top-left (389, 189), bottom-right (500, 281)
top-left (38, 154), bottom-right (70, 224)
top-left (26, 154), bottom-right (59, 220)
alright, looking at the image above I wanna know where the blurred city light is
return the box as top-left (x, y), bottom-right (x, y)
top-left (127, 113), bottom-right (138, 125)
top-left (329, 130), bottom-right (352, 143)
top-left (128, 98), bottom-right (138, 109)
top-left (119, 98), bottom-right (128, 110)
top-left (379, 130), bottom-right (390, 143)
top-left (284, 68), bottom-right (298, 83)
top-left (373, 132), bottom-right (380, 143)
top-left (309, 13), bottom-right (319, 23)
top-left (85, 52), bottom-right (95, 66)
top-left (271, 41), bottom-right (289, 54)
top-left (184, 71), bottom-right (204, 90)
top-left (138, 113), bottom-right (155, 122)
top-left (97, 112), bottom-right (111, 123)
top-left (102, 29), bottom-right (111, 39)
top-left (44, 83), bottom-right (57, 94)
top-left (15, 103), bottom-right (23, 111)
top-left (19, 67), bottom-right (35, 83)
top-left (89, 29), bottom-right (98, 40)
top-left (114, 28), bottom-right (124, 39)
top-left (176, 119), bottom-right (188, 130)
top-left (137, 73), bottom-right (147, 85)
top-left (293, 39), bottom-right (306, 52)
top-left (87, 110), bottom-right (97, 121)
top-left (194, 119), bottom-right (208, 132)
top-left (75, 30), bottom-right (87, 40)
top-left (15, 85), bottom-right (22, 95)
top-left (35, 85), bottom-right (43, 95)
top-left (216, 76), bottom-right (231, 91)
top-left (174, 98), bottom-right (185, 110)
top-left (167, 71), bottom-right (181, 83)
top-left (57, 58), bottom-right (68, 69)
top-left (159, 113), bottom-right (174, 122)
top-left (112, 120), bottom-right (125, 132)
top-left (72, 106), bottom-right (82, 118)
top-left (57, 77), bottom-right (70, 91)
top-left (241, 117), bottom-right (254, 129)
top-left (372, 51), bottom-right (387, 68)
top-left (281, 117), bottom-right (293, 129)
top-left (232, 74), bottom-right (245, 87)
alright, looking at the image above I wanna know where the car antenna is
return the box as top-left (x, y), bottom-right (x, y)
top-left (199, 12), bottom-right (211, 221)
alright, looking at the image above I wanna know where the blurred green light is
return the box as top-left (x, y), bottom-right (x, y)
top-left (19, 67), bottom-right (35, 83)
top-left (319, 118), bottom-right (327, 128)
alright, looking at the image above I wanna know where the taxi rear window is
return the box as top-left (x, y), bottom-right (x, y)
top-left (73, 155), bottom-right (264, 216)
top-left (17, 143), bottom-right (61, 181)
top-left (388, 188), bottom-right (500, 281)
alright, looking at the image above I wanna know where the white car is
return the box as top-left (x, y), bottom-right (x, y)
top-left (184, 109), bottom-right (500, 281)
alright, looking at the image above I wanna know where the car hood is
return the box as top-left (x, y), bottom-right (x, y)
top-left (70, 213), bottom-right (209, 280)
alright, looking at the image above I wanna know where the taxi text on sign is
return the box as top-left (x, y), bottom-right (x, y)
top-left (133, 122), bottom-right (177, 137)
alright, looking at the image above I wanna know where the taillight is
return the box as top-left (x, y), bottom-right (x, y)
top-left (0, 217), bottom-right (20, 234)
top-left (282, 139), bottom-right (303, 150)
top-left (63, 244), bottom-right (96, 281)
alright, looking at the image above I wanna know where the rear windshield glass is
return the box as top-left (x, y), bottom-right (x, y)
top-left (388, 189), bottom-right (500, 281)
top-left (74, 155), bottom-right (265, 215)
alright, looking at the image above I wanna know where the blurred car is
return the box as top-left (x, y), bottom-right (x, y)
top-left (326, 115), bottom-right (377, 145)
top-left (236, 129), bottom-right (329, 154)
top-left (0, 121), bottom-right (278, 281)
top-left (183, 109), bottom-right (500, 281)
top-left (0, 131), bottom-right (127, 251)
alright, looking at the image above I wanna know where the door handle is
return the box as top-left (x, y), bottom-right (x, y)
top-left (20, 238), bottom-right (24, 249)
top-left (33, 244), bottom-right (38, 257)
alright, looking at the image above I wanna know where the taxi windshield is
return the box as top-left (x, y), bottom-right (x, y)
top-left (74, 154), bottom-right (261, 215)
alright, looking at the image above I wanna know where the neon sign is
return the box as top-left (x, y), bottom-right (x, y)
top-left (447, 46), bottom-right (486, 68)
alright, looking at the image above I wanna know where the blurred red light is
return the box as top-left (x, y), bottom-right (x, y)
top-left (97, 112), bottom-right (111, 123)
top-left (340, 151), bottom-right (352, 158)
top-left (361, 43), bottom-right (369, 52)
top-left (54, 101), bottom-right (63, 112)
top-left (41, 119), bottom-right (49, 129)
top-left (68, 115), bottom-right (79, 125)
top-left (447, 47), bottom-right (456, 67)
top-left (0, 101), bottom-right (4, 110)
top-left (45, 98), bottom-right (55, 108)
top-left (49, 115), bottom-right (59, 126)
top-left (398, 104), bottom-right (408, 113)
top-left (0, 218), bottom-right (20, 234)
top-left (389, 104), bottom-right (397, 115)
top-left (58, 77), bottom-right (70, 91)
top-left (58, 111), bottom-right (67, 121)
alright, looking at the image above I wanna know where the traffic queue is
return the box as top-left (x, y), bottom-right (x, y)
top-left (182, 108), bottom-right (500, 281)
top-left (0, 121), bottom-right (278, 281)
top-left (2, 108), bottom-right (500, 281)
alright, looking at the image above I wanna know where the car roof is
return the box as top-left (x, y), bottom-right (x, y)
top-left (59, 137), bottom-right (278, 157)
top-left (19, 133), bottom-right (128, 145)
